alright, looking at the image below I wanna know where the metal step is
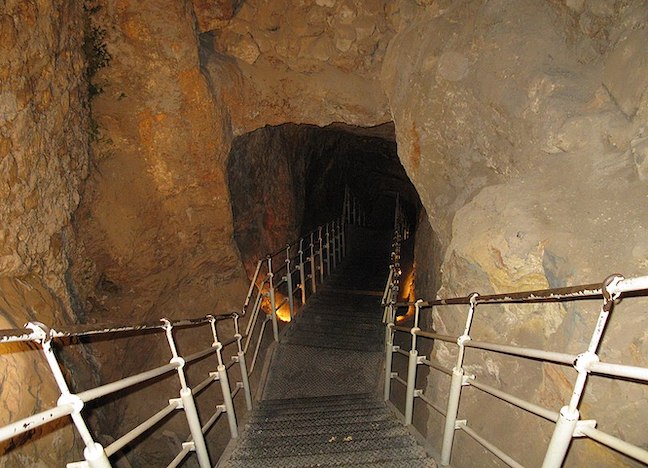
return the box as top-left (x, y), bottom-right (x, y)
top-left (244, 411), bottom-right (394, 431)
top-left (247, 406), bottom-right (390, 424)
top-left (253, 400), bottom-right (386, 418)
top-left (230, 434), bottom-right (418, 459)
top-left (222, 446), bottom-right (431, 467)
top-left (258, 393), bottom-right (375, 409)
top-left (236, 424), bottom-right (411, 448)
top-left (241, 418), bottom-right (403, 439)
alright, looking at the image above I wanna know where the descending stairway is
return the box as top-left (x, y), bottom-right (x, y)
top-left (221, 394), bottom-right (436, 467)
top-left (219, 227), bottom-right (436, 467)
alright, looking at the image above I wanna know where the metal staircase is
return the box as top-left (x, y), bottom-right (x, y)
top-left (220, 394), bottom-right (436, 467)
top-left (218, 225), bottom-right (436, 467)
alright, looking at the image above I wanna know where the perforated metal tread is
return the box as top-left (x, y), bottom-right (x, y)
top-left (236, 425), bottom-right (411, 448)
top-left (221, 447), bottom-right (432, 468)
top-left (242, 419), bottom-right (404, 439)
top-left (219, 395), bottom-right (436, 467)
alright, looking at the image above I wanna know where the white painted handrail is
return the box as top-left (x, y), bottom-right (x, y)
top-left (383, 206), bottom-right (648, 468)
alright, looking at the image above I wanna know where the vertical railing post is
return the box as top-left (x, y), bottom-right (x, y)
top-left (232, 315), bottom-right (253, 411)
top-left (285, 245), bottom-right (295, 319)
top-left (384, 319), bottom-right (395, 402)
top-left (331, 221), bottom-right (337, 271)
top-left (26, 323), bottom-right (111, 468)
top-left (310, 231), bottom-right (317, 293)
top-left (267, 256), bottom-right (279, 342)
top-left (441, 292), bottom-right (479, 466)
top-left (340, 216), bottom-right (347, 258)
top-left (405, 300), bottom-right (423, 426)
top-left (162, 319), bottom-right (211, 467)
top-left (298, 239), bottom-right (307, 304)
top-left (541, 275), bottom-right (623, 468)
top-left (337, 218), bottom-right (344, 262)
top-left (325, 224), bottom-right (331, 277)
top-left (206, 318), bottom-right (239, 439)
top-left (318, 226), bottom-right (325, 283)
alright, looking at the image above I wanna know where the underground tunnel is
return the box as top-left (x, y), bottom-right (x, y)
top-left (1, 0), bottom-right (648, 467)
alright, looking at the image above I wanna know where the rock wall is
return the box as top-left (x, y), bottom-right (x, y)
top-left (200, 0), bottom-right (394, 135)
top-left (0, 0), bottom-right (91, 464)
top-left (386, 1), bottom-right (648, 465)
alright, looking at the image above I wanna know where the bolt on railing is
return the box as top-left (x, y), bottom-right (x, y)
top-left (382, 207), bottom-right (648, 467)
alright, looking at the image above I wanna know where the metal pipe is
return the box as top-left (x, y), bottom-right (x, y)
top-left (218, 364), bottom-right (238, 438)
top-left (542, 406), bottom-right (579, 468)
top-left (310, 232), bottom-right (317, 293)
top-left (0, 403), bottom-right (74, 443)
top-left (331, 221), bottom-right (337, 270)
top-left (298, 239), bottom-right (307, 304)
top-left (418, 392), bottom-right (447, 416)
top-left (78, 362), bottom-right (179, 403)
top-left (105, 401), bottom-right (178, 456)
top-left (383, 322), bottom-right (394, 401)
top-left (405, 349), bottom-right (418, 426)
top-left (237, 351), bottom-right (253, 411)
top-left (318, 226), bottom-right (324, 283)
top-left (420, 358), bottom-right (453, 376)
top-left (469, 380), bottom-right (559, 422)
top-left (249, 318), bottom-right (269, 373)
top-left (179, 388), bottom-right (210, 468)
top-left (340, 216), bottom-right (346, 258)
top-left (201, 407), bottom-right (224, 435)
top-left (440, 293), bottom-right (478, 466)
top-left (579, 425), bottom-right (648, 464)
top-left (457, 422), bottom-right (524, 468)
top-left (393, 375), bottom-right (408, 387)
top-left (441, 368), bottom-right (464, 466)
top-left (285, 246), bottom-right (295, 319)
top-left (192, 373), bottom-right (218, 396)
top-left (27, 324), bottom-right (108, 462)
top-left (465, 341), bottom-right (575, 366)
top-left (243, 260), bottom-right (263, 311)
top-left (267, 257), bottom-right (279, 342)
top-left (168, 446), bottom-right (191, 468)
top-left (325, 223), bottom-right (331, 276)
top-left (588, 361), bottom-right (648, 381)
top-left (84, 442), bottom-right (112, 468)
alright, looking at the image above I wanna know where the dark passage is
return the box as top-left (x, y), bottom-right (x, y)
top-left (220, 226), bottom-right (435, 467)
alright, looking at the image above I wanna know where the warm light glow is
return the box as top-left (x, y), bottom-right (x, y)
top-left (262, 291), bottom-right (292, 322)
top-left (396, 263), bottom-right (416, 323)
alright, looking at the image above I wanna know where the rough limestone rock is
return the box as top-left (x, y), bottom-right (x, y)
top-left (202, 0), bottom-right (394, 135)
top-left (384, 1), bottom-right (648, 465)
top-left (0, 0), bottom-right (90, 464)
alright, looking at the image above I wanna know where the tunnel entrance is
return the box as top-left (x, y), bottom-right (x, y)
top-left (226, 122), bottom-right (421, 275)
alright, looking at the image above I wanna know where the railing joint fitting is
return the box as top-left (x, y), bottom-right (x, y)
top-left (457, 335), bottom-right (471, 346)
top-left (574, 351), bottom-right (599, 374)
top-left (392, 345), bottom-right (400, 352)
top-left (417, 355), bottom-right (427, 364)
top-left (414, 389), bottom-right (423, 398)
top-left (57, 393), bottom-right (84, 414)
top-left (217, 404), bottom-right (227, 411)
top-left (170, 397), bottom-right (183, 409)
top-left (231, 355), bottom-right (240, 363)
top-left (209, 371), bottom-right (220, 380)
top-left (390, 372), bottom-right (398, 378)
top-left (170, 356), bottom-right (185, 369)
top-left (182, 441), bottom-right (196, 451)
top-left (455, 419), bottom-right (467, 430)
top-left (573, 419), bottom-right (597, 437)
top-left (236, 381), bottom-right (244, 389)
top-left (461, 374), bottom-right (475, 386)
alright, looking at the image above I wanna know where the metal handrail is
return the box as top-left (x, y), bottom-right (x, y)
top-left (382, 196), bottom-right (648, 468)
top-left (0, 186), bottom-right (369, 467)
